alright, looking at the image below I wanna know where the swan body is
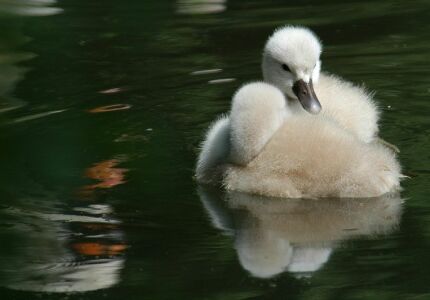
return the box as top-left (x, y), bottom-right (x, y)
top-left (196, 26), bottom-right (401, 198)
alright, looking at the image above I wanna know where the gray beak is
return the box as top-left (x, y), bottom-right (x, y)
top-left (292, 79), bottom-right (322, 114)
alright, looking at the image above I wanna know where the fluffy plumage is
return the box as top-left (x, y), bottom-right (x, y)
top-left (195, 25), bottom-right (401, 198)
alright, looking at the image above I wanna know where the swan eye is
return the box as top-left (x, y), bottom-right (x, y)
top-left (282, 64), bottom-right (291, 72)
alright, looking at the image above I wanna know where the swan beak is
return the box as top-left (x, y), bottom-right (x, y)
top-left (292, 79), bottom-right (322, 114)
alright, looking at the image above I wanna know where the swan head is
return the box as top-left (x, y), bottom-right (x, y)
top-left (262, 26), bottom-right (322, 114)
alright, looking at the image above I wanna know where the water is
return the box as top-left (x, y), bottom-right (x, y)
top-left (0, 0), bottom-right (429, 299)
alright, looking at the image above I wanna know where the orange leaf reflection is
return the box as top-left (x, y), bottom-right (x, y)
top-left (72, 242), bottom-right (127, 256)
top-left (80, 158), bottom-right (128, 197)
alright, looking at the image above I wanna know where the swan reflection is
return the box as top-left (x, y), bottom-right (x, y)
top-left (198, 186), bottom-right (403, 278)
top-left (0, 201), bottom-right (126, 292)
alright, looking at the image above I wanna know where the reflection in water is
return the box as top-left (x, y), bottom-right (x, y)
top-left (0, 26), bottom-right (29, 113)
top-left (0, 0), bottom-right (62, 114)
top-left (0, 155), bottom-right (128, 293)
top-left (191, 69), bottom-right (223, 76)
top-left (0, 0), bottom-right (63, 16)
top-left (198, 186), bottom-right (403, 279)
top-left (208, 78), bottom-right (236, 84)
top-left (10, 109), bottom-right (66, 123)
top-left (98, 87), bottom-right (126, 94)
top-left (176, 0), bottom-right (226, 15)
top-left (80, 157), bottom-right (128, 196)
top-left (88, 104), bottom-right (132, 113)
top-left (0, 201), bottom-right (126, 292)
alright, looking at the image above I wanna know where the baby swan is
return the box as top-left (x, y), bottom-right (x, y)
top-left (196, 26), bottom-right (401, 198)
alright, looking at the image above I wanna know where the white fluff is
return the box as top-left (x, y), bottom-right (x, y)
top-left (195, 115), bottom-right (230, 183)
top-left (229, 82), bottom-right (288, 165)
top-left (196, 25), bottom-right (401, 198)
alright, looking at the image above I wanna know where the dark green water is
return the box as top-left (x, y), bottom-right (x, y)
top-left (0, 0), bottom-right (429, 299)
